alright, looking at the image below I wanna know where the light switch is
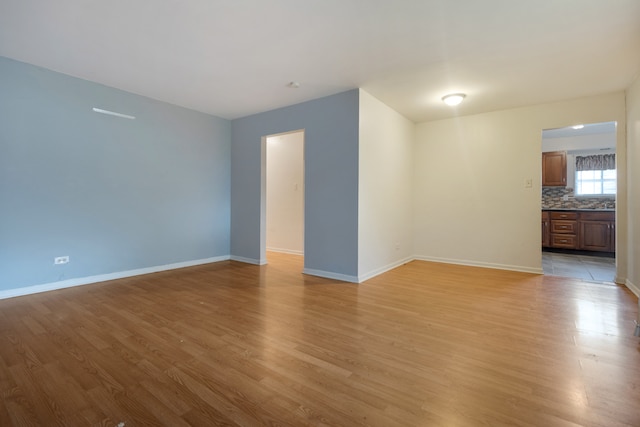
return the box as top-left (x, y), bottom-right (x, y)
top-left (525, 178), bottom-right (533, 188)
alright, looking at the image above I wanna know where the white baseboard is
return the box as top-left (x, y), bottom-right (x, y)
top-left (625, 279), bottom-right (639, 298)
top-left (358, 256), bottom-right (414, 282)
top-left (230, 255), bottom-right (267, 265)
top-left (304, 255), bottom-right (543, 284)
top-left (0, 255), bottom-right (231, 300)
top-left (2, 253), bottom-right (579, 301)
top-left (413, 255), bottom-right (544, 275)
top-left (303, 268), bottom-right (359, 283)
top-left (266, 247), bottom-right (304, 256)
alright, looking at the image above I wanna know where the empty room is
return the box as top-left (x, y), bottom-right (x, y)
top-left (1, 1), bottom-right (640, 426)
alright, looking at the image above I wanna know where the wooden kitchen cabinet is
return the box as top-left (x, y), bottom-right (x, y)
top-left (542, 151), bottom-right (567, 186)
top-left (542, 210), bottom-right (615, 253)
top-left (550, 233), bottom-right (578, 249)
top-left (579, 211), bottom-right (615, 252)
top-left (541, 211), bottom-right (550, 248)
top-left (549, 211), bottom-right (578, 249)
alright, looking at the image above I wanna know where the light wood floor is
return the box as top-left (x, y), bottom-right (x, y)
top-left (1, 253), bottom-right (639, 426)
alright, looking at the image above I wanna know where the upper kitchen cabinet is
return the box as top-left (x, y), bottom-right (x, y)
top-left (542, 151), bottom-right (567, 186)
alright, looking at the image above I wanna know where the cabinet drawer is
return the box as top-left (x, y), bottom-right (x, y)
top-left (551, 234), bottom-right (578, 249)
top-left (551, 220), bottom-right (577, 234)
top-left (580, 211), bottom-right (614, 221)
top-left (550, 212), bottom-right (578, 220)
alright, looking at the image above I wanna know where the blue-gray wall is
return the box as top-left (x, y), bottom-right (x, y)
top-left (231, 90), bottom-right (359, 278)
top-left (0, 57), bottom-right (231, 291)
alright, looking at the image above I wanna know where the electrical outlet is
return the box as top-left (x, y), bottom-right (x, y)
top-left (54, 256), bottom-right (69, 265)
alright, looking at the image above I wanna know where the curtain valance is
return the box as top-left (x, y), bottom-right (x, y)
top-left (575, 154), bottom-right (615, 171)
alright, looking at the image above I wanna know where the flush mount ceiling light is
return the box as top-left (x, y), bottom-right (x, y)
top-left (572, 124), bottom-right (584, 129)
top-left (442, 93), bottom-right (466, 106)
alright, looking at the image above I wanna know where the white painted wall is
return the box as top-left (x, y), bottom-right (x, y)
top-left (542, 131), bottom-right (616, 153)
top-left (626, 76), bottom-right (640, 296)
top-left (358, 90), bottom-right (414, 280)
top-left (413, 92), bottom-right (627, 276)
top-left (266, 132), bottom-right (304, 254)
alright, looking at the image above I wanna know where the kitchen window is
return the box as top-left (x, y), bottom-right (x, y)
top-left (575, 154), bottom-right (616, 196)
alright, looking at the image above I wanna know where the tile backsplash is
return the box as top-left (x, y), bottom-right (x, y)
top-left (542, 187), bottom-right (615, 209)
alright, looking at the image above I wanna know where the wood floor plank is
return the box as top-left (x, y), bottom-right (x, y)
top-left (43, 361), bottom-right (105, 424)
top-left (8, 364), bottom-right (84, 425)
top-left (0, 253), bottom-right (639, 426)
top-left (165, 364), bottom-right (265, 426)
top-left (86, 385), bottom-right (160, 426)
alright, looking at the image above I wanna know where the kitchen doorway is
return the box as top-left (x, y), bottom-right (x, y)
top-left (542, 250), bottom-right (615, 282)
top-left (541, 121), bottom-right (617, 282)
top-left (264, 130), bottom-right (305, 263)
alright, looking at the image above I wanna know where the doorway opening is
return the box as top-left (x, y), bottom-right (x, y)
top-left (262, 130), bottom-right (305, 265)
top-left (541, 121), bottom-right (617, 282)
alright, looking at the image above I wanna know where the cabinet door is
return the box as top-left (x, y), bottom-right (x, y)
top-left (542, 151), bottom-right (567, 186)
top-left (541, 211), bottom-right (550, 248)
top-left (580, 221), bottom-right (611, 251)
top-left (542, 219), bottom-right (550, 247)
top-left (610, 222), bottom-right (615, 252)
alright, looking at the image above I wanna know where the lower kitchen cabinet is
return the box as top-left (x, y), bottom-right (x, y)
top-left (541, 211), bottom-right (550, 248)
top-left (550, 233), bottom-right (578, 249)
top-left (579, 211), bottom-right (615, 252)
top-left (542, 210), bottom-right (615, 253)
top-left (549, 211), bottom-right (578, 249)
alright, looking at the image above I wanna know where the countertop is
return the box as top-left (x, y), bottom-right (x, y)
top-left (542, 208), bottom-right (615, 212)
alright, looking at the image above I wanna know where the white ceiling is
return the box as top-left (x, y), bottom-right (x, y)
top-left (542, 121), bottom-right (616, 139)
top-left (1, 0), bottom-right (639, 122)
